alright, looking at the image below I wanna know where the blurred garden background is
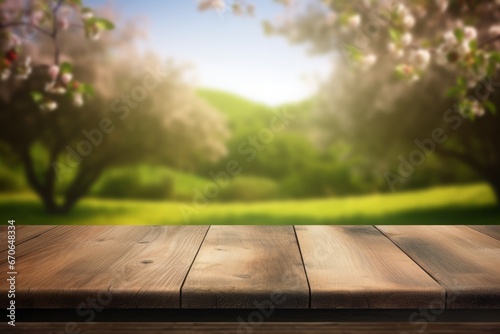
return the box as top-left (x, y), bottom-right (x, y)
top-left (0, 0), bottom-right (499, 225)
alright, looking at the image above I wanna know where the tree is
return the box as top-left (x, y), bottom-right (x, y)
top-left (0, 0), bottom-right (228, 213)
top-left (259, 0), bottom-right (500, 204)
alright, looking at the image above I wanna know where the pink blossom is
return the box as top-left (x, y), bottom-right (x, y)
top-left (48, 65), bottom-right (59, 81)
top-left (58, 17), bottom-right (69, 30)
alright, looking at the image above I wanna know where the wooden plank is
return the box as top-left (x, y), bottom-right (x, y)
top-left (377, 226), bottom-right (500, 308)
top-left (0, 226), bottom-right (209, 308)
top-left (295, 226), bottom-right (445, 308)
top-left (3, 322), bottom-right (500, 334)
top-left (0, 225), bottom-right (57, 252)
top-left (468, 225), bottom-right (500, 241)
top-left (181, 226), bottom-right (309, 308)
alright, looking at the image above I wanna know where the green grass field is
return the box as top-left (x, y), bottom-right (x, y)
top-left (1, 183), bottom-right (498, 225)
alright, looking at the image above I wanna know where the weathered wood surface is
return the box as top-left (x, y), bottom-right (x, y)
top-left (181, 225), bottom-right (309, 308)
top-left (1, 225), bottom-right (499, 311)
top-left (0, 226), bottom-right (209, 308)
top-left (295, 226), bottom-right (445, 308)
top-left (3, 322), bottom-right (500, 334)
top-left (0, 225), bottom-right (57, 252)
top-left (468, 225), bottom-right (500, 241)
top-left (377, 225), bottom-right (500, 308)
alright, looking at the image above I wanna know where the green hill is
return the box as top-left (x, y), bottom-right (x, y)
top-left (197, 88), bottom-right (276, 132)
top-left (197, 88), bottom-right (315, 133)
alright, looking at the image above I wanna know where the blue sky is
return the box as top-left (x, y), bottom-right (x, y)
top-left (86, 0), bottom-right (331, 105)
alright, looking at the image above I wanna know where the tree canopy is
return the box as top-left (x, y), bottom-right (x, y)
top-left (198, 0), bottom-right (500, 203)
top-left (0, 0), bottom-right (228, 213)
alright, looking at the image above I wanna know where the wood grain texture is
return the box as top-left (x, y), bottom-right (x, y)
top-left (377, 225), bottom-right (500, 308)
top-left (467, 225), bottom-right (500, 241)
top-left (3, 322), bottom-right (500, 334)
top-left (0, 226), bottom-right (209, 308)
top-left (181, 226), bottom-right (309, 308)
top-left (295, 226), bottom-right (445, 308)
top-left (0, 225), bottom-right (57, 252)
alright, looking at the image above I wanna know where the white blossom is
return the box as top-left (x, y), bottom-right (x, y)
top-left (73, 93), bottom-right (84, 107)
top-left (16, 57), bottom-right (32, 80)
top-left (468, 79), bottom-right (478, 89)
top-left (347, 14), bottom-right (361, 29)
top-left (361, 54), bottom-right (377, 68)
top-left (388, 42), bottom-right (404, 58)
top-left (463, 26), bottom-right (477, 41)
top-left (435, 0), bottom-right (448, 12)
top-left (402, 14), bottom-right (415, 29)
top-left (388, 42), bottom-right (396, 53)
top-left (82, 11), bottom-right (94, 20)
top-left (471, 101), bottom-right (485, 117)
top-left (395, 4), bottom-right (409, 16)
top-left (41, 101), bottom-right (57, 112)
top-left (401, 32), bottom-right (412, 46)
top-left (411, 49), bottom-right (431, 69)
top-left (457, 41), bottom-right (470, 55)
top-left (1, 69), bottom-right (10, 80)
top-left (443, 30), bottom-right (457, 45)
top-left (61, 73), bottom-right (73, 84)
top-left (45, 81), bottom-right (66, 94)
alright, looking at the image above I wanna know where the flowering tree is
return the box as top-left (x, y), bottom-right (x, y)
top-left (200, 0), bottom-right (500, 203)
top-left (270, 0), bottom-right (500, 201)
top-left (264, 0), bottom-right (500, 117)
top-left (0, 0), bottom-right (228, 213)
top-left (0, 0), bottom-right (113, 110)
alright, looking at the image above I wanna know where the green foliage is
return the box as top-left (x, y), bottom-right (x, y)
top-left (0, 166), bottom-right (24, 191)
top-left (60, 62), bottom-right (73, 74)
top-left (453, 27), bottom-right (464, 43)
top-left (91, 166), bottom-right (173, 200)
top-left (220, 176), bottom-right (279, 202)
top-left (90, 18), bottom-right (115, 30)
top-left (197, 88), bottom-right (318, 182)
top-left (196, 88), bottom-right (485, 200)
top-left (30, 91), bottom-right (44, 103)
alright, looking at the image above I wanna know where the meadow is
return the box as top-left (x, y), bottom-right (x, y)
top-left (1, 183), bottom-right (498, 225)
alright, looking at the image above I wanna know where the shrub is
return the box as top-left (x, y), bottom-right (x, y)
top-left (92, 166), bottom-right (173, 200)
top-left (219, 176), bottom-right (279, 202)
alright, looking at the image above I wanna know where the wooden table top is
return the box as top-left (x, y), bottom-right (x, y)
top-left (1, 225), bottom-right (499, 312)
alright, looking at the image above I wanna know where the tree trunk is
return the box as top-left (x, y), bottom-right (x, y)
top-left (20, 145), bottom-right (105, 214)
top-left (435, 147), bottom-right (500, 208)
top-left (20, 147), bottom-right (62, 214)
top-left (40, 191), bottom-right (59, 214)
top-left (60, 165), bottom-right (104, 214)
